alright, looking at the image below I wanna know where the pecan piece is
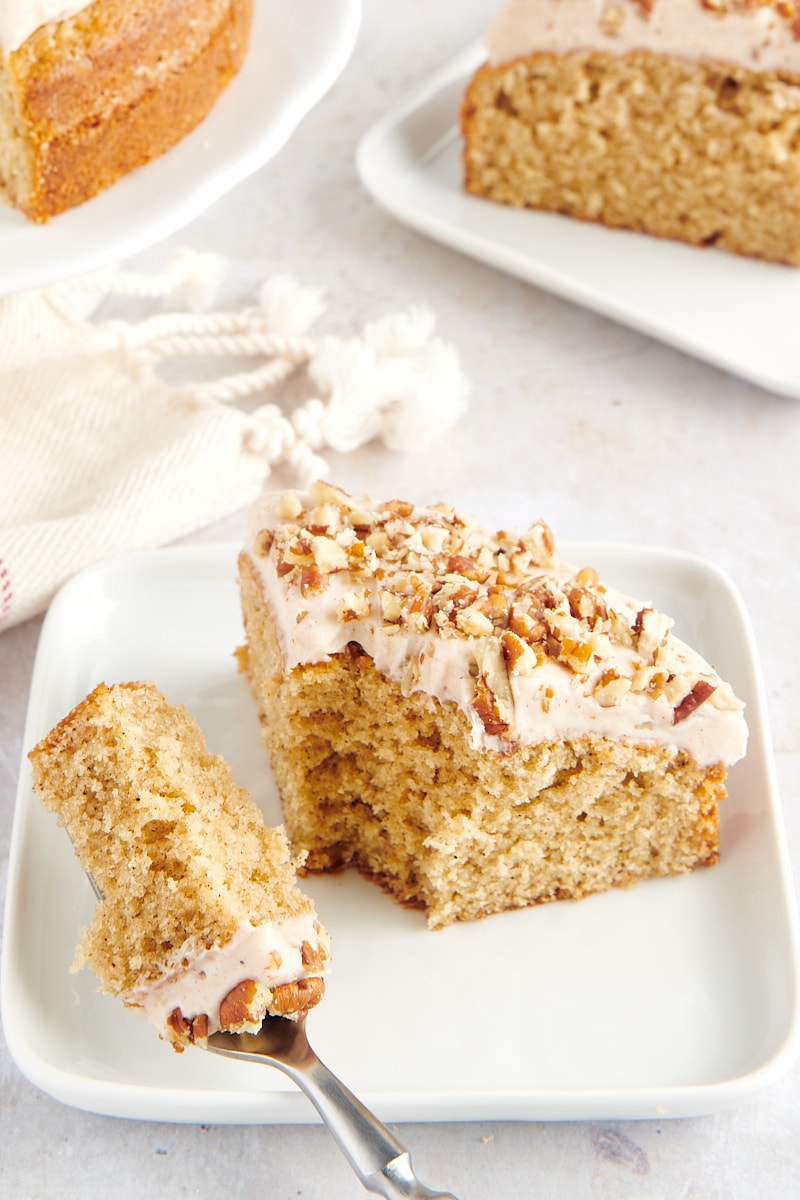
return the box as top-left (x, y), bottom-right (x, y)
top-left (447, 555), bottom-right (489, 583)
top-left (309, 480), bottom-right (358, 511)
top-left (299, 564), bottom-right (326, 595)
top-left (632, 607), bottom-right (651, 637)
top-left (673, 680), bottom-right (716, 724)
top-left (501, 630), bottom-right (537, 674)
top-left (270, 977), bottom-right (325, 1017)
top-left (254, 530), bottom-right (274, 557)
top-left (473, 675), bottom-right (509, 737)
top-left (191, 1013), bottom-right (210, 1045)
top-left (300, 940), bottom-right (328, 970)
top-left (387, 499), bottom-right (415, 518)
top-left (219, 979), bottom-right (260, 1029)
top-left (167, 1007), bottom-right (191, 1042)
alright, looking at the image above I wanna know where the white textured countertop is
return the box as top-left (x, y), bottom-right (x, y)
top-left (2, 2), bottom-right (799, 1196)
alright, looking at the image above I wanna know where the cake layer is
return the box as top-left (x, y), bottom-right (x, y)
top-left (29, 682), bottom-right (329, 1048)
top-left (238, 483), bottom-right (747, 928)
top-left (0, 0), bottom-right (252, 221)
top-left (462, 49), bottom-right (800, 264)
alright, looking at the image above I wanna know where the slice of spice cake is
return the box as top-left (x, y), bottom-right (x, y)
top-left (29, 681), bottom-right (329, 1050)
top-left (0, 0), bottom-right (252, 222)
top-left (238, 482), bottom-right (747, 929)
top-left (461, 0), bottom-right (800, 264)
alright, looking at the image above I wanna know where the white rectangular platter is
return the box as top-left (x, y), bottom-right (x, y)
top-left (3, 542), bottom-right (798, 1123)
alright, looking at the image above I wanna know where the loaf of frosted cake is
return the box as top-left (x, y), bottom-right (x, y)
top-left (237, 482), bottom-right (748, 930)
top-left (0, 0), bottom-right (252, 222)
top-left (29, 682), bottom-right (330, 1050)
top-left (461, 0), bottom-right (800, 264)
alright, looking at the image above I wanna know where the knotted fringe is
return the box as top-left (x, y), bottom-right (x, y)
top-left (49, 247), bottom-right (470, 483)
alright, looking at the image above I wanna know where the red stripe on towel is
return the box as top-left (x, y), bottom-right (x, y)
top-left (0, 557), bottom-right (14, 627)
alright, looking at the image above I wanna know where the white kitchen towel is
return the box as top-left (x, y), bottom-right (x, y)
top-left (0, 248), bottom-right (469, 631)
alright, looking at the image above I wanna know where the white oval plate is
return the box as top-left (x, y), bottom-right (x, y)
top-left (0, 0), bottom-right (361, 297)
top-left (3, 541), bottom-right (798, 1123)
top-left (357, 41), bottom-right (800, 400)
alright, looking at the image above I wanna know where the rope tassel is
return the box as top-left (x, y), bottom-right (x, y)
top-left (51, 249), bottom-right (470, 474)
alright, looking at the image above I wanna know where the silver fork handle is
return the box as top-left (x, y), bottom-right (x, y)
top-left (285, 1053), bottom-right (461, 1199)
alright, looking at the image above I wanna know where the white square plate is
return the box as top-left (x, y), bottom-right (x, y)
top-left (357, 42), bottom-right (800, 400)
top-left (0, 0), bottom-right (361, 296)
top-left (3, 542), bottom-right (798, 1123)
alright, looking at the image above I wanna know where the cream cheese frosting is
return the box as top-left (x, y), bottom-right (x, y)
top-left (0, 0), bottom-right (91, 53)
top-left (484, 0), bottom-right (800, 74)
top-left (244, 485), bottom-right (748, 770)
top-left (127, 914), bottom-right (330, 1039)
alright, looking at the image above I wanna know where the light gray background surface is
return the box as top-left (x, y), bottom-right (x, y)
top-left (2, 2), bottom-right (799, 1196)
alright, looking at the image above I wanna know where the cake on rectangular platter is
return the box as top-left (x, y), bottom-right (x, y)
top-left (0, 0), bottom-right (252, 222)
top-left (29, 682), bottom-right (330, 1051)
top-left (237, 482), bottom-right (748, 930)
top-left (461, 0), bottom-right (800, 264)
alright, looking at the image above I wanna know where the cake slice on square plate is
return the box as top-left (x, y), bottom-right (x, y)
top-left (238, 482), bottom-right (747, 930)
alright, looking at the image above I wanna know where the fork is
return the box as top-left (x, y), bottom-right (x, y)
top-left (81, 872), bottom-right (459, 1195)
top-left (206, 1018), bottom-right (461, 1199)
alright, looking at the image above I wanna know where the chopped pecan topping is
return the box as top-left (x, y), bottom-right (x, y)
top-left (255, 485), bottom-right (739, 734)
